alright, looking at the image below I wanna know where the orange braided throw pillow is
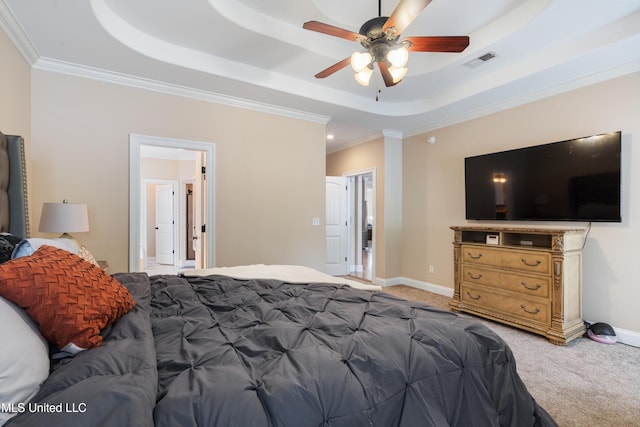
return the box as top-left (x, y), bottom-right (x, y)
top-left (0, 245), bottom-right (135, 353)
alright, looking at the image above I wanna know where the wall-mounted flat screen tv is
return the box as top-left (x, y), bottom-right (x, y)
top-left (465, 131), bottom-right (621, 222)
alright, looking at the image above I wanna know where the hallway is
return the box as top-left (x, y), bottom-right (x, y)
top-left (349, 247), bottom-right (372, 282)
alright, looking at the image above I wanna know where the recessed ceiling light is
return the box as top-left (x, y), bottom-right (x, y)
top-left (327, 134), bottom-right (335, 140)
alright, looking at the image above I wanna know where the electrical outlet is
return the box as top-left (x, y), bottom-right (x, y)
top-left (428, 265), bottom-right (434, 274)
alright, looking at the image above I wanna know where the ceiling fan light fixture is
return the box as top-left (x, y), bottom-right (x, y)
top-left (351, 51), bottom-right (373, 72)
top-left (303, 0), bottom-right (469, 88)
top-left (389, 65), bottom-right (407, 83)
top-left (354, 66), bottom-right (374, 86)
top-left (387, 46), bottom-right (409, 67)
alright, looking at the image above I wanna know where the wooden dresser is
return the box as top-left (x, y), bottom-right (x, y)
top-left (449, 226), bottom-right (587, 345)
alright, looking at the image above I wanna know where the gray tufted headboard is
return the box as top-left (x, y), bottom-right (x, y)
top-left (0, 131), bottom-right (30, 238)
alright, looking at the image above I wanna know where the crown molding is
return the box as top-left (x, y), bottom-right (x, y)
top-left (404, 58), bottom-right (640, 139)
top-left (33, 57), bottom-right (331, 125)
top-left (382, 129), bottom-right (404, 140)
top-left (1, 2), bottom-right (330, 125)
top-left (0, 1), bottom-right (38, 64)
top-left (329, 57), bottom-right (640, 153)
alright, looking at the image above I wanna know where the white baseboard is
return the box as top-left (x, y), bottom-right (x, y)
top-left (614, 329), bottom-right (640, 348)
top-left (350, 264), bottom-right (363, 273)
top-left (373, 276), bottom-right (639, 348)
top-left (373, 276), bottom-right (453, 297)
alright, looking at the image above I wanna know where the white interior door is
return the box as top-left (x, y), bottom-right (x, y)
top-left (326, 176), bottom-right (348, 275)
top-left (155, 184), bottom-right (174, 265)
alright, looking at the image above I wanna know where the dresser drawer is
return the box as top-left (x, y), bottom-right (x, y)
top-left (461, 265), bottom-right (551, 298)
top-left (461, 245), bottom-right (551, 275)
top-left (461, 284), bottom-right (551, 325)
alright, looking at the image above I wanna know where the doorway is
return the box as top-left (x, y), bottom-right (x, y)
top-left (346, 169), bottom-right (375, 281)
top-left (129, 134), bottom-right (216, 273)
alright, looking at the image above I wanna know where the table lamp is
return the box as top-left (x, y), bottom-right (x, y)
top-left (39, 200), bottom-right (90, 244)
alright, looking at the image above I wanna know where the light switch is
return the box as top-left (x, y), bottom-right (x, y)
top-left (312, 217), bottom-right (320, 226)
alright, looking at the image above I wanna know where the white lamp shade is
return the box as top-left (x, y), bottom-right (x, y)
top-left (389, 66), bottom-right (408, 83)
top-left (39, 202), bottom-right (90, 234)
top-left (351, 51), bottom-right (372, 72)
top-left (354, 67), bottom-right (374, 86)
top-left (387, 46), bottom-right (409, 67)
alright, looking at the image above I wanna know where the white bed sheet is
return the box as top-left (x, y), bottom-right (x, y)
top-left (179, 264), bottom-right (381, 291)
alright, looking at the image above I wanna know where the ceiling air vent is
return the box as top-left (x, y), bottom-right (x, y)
top-left (464, 52), bottom-right (497, 68)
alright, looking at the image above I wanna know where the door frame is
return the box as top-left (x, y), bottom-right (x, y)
top-left (344, 168), bottom-right (376, 280)
top-left (129, 134), bottom-right (216, 272)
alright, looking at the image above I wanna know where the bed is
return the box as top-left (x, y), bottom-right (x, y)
top-left (0, 131), bottom-right (557, 426)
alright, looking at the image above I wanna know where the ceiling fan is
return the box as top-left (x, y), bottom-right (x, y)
top-left (303, 0), bottom-right (470, 87)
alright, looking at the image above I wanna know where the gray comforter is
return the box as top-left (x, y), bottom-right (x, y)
top-left (6, 273), bottom-right (157, 427)
top-left (7, 272), bottom-right (556, 426)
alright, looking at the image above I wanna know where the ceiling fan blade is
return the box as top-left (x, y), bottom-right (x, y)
top-left (303, 21), bottom-right (364, 42)
top-left (405, 36), bottom-right (470, 52)
top-left (382, 0), bottom-right (433, 35)
top-left (378, 61), bottom-right (399, 87)
top-left (314, 57), bottom-right (352, 79)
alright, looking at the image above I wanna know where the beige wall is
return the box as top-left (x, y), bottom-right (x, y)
top-left (327, 138), bottom-right (386, 277)
top-left (402, 72), bottom-right (640, 335)
top-left (20, 68), bottom-right (327, 273)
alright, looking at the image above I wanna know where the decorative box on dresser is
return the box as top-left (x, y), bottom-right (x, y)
top-left (449, 226), bottom-right (587, 345)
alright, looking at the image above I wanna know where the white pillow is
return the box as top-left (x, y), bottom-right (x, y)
top-left (11, 237), bottom-right (80, 259)
top-left (0, 296), bottom-right (50, 424)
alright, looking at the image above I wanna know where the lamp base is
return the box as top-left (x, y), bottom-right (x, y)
top-left (57, 233), bottom-right (80, 249)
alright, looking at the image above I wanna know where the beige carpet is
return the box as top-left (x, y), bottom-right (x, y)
top-left (382, 285), bottom-right (640, 427)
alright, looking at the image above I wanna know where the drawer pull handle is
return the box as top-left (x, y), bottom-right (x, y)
top-left (467, 272), bottom-right (483, 280)
top-left (466, 291), bottom-right (481, 300)
top-left (521, 282), bottom-right (541, 291)
top-left (521, 258), bottom-right (541, 267)
top-left (520, 304), bottom-right (541, 315)
top-left (467, 252), bottom-right (483, 260)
